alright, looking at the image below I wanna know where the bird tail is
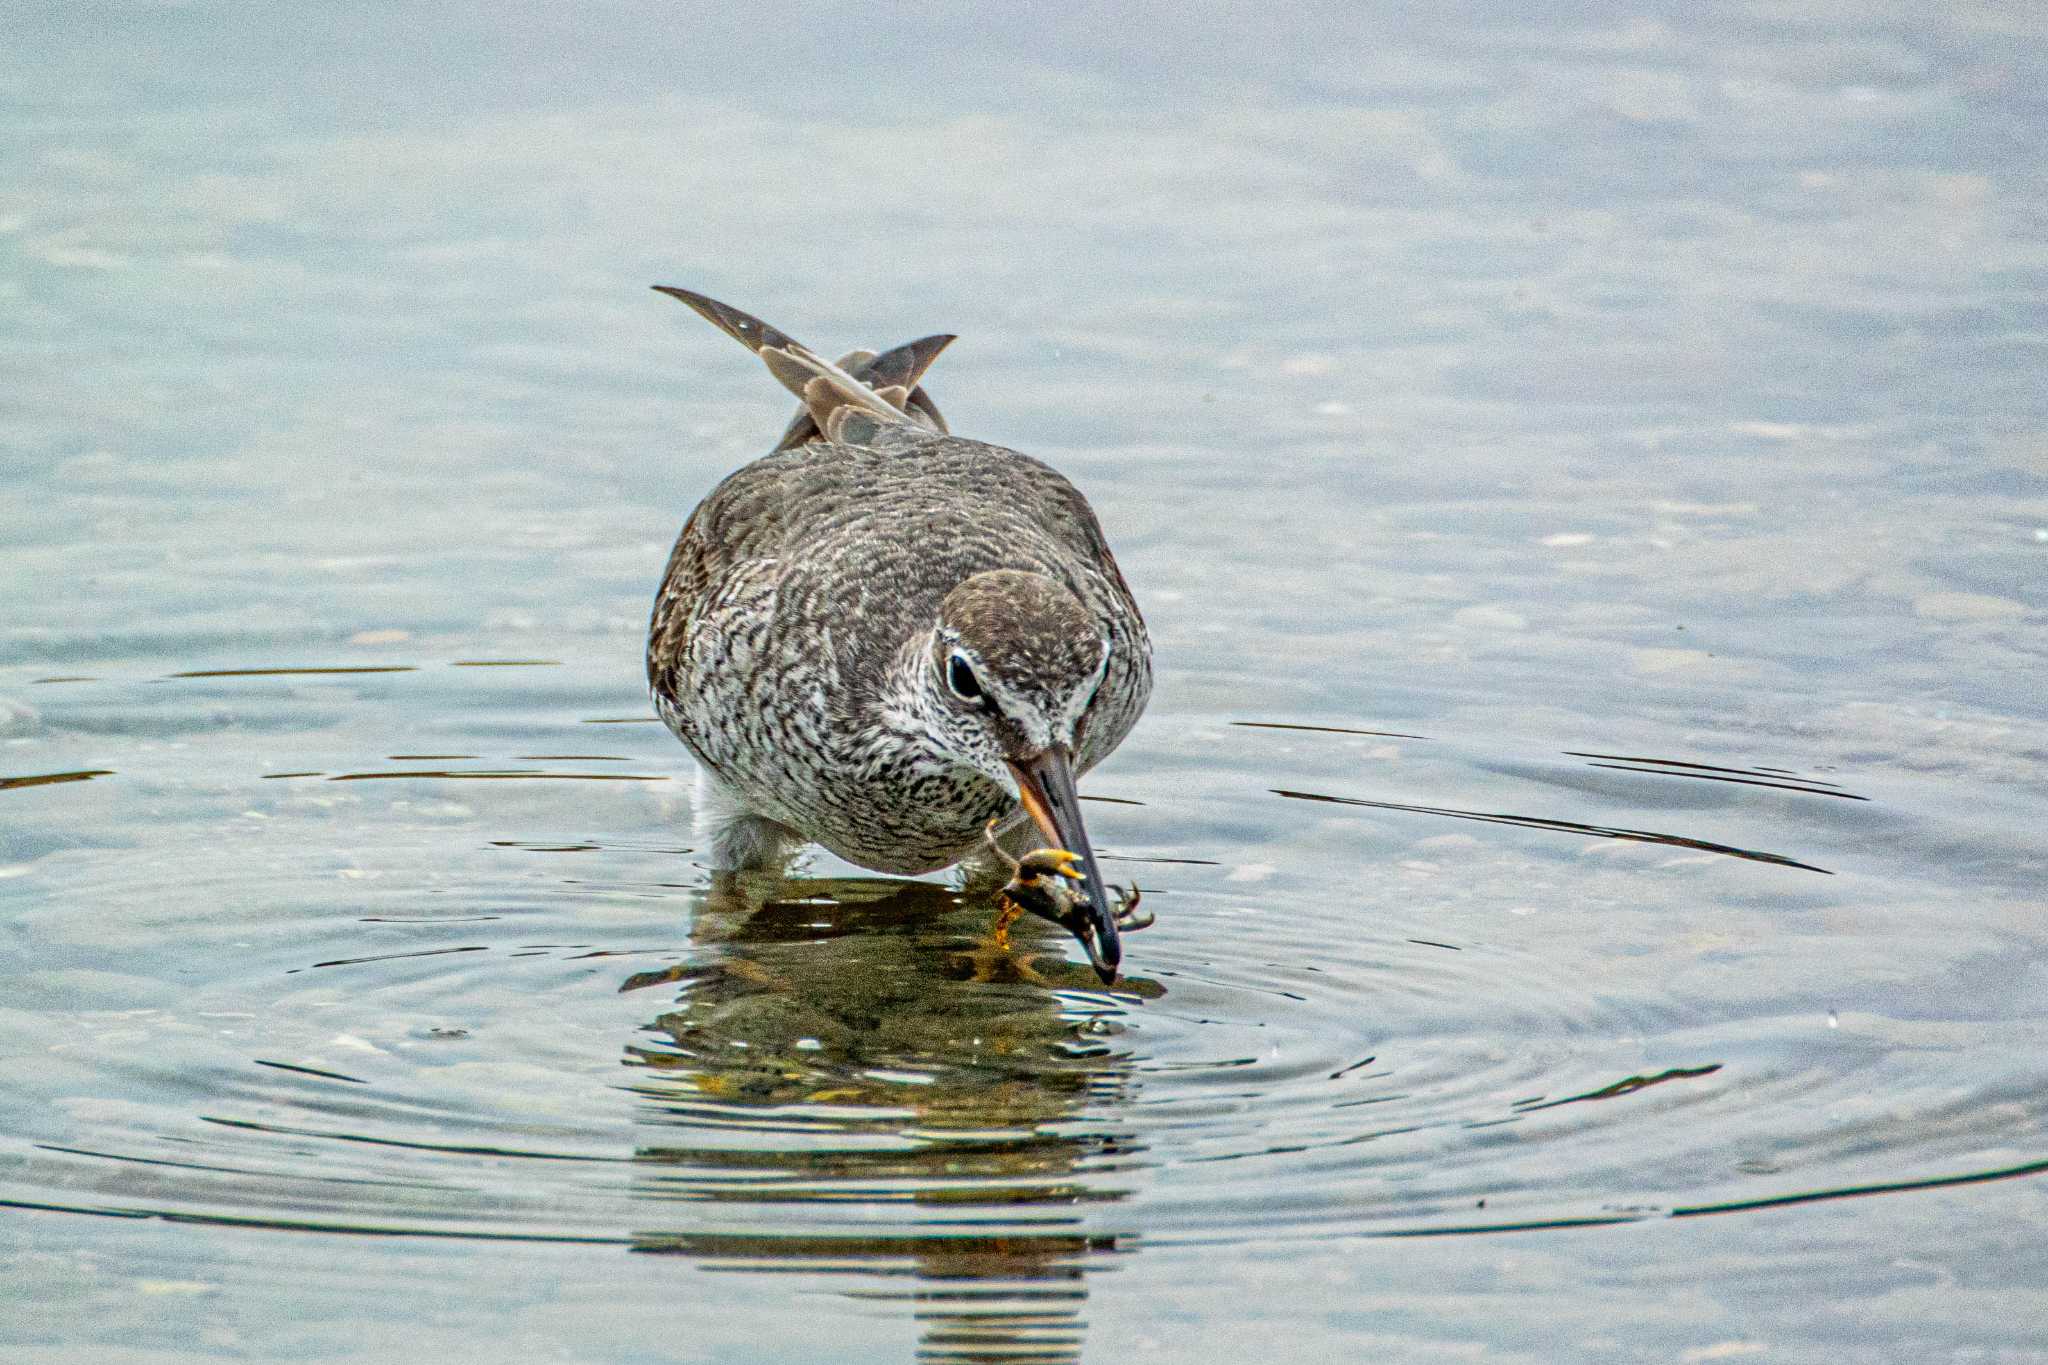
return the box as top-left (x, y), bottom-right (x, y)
top-left (653, 287), bottom-right (952, 449)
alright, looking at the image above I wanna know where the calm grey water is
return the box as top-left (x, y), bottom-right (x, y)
top-left (5, 4), bottom-right (2046, 1361)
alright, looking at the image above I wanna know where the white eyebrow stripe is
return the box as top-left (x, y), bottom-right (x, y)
top-left (965, 636), bottom-right (1108, 753)
top-left (1005, 692), bottom-right (1053, 750)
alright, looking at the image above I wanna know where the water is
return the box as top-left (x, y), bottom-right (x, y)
top-left (5, 4), bottom-right (2046, 1360)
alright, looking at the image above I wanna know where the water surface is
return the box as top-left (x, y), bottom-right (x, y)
top-left (5, 4), bottom-right (2047, 1361)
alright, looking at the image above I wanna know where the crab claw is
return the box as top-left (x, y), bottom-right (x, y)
top-left (1018, 848), bottom-right (1085, 881)
top-left (1112, 883), bottom-right (1155, 932)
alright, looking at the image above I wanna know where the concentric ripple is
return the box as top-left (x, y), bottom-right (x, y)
top-left (5, 650), bottom-right (2048, 1364)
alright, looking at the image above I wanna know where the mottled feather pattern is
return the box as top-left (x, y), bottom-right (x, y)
top-left (648, 426), bottom-right (1150, 874)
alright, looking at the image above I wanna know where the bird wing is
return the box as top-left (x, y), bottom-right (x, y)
top-left (654, 287), bottom-right (947, 450)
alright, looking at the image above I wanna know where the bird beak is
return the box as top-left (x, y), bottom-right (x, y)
top-left (1006, 744), bottom-right (1121, 983)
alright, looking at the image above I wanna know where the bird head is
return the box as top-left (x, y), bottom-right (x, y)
top-left (925, 570), bottom-right (1121, 980)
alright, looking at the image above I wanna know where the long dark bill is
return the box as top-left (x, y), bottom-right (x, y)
top-left (1007, 745), bottom-right (1121, 983)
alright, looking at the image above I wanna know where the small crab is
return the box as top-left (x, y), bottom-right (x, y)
top-left (982, 821), bottom-right (1153, 964)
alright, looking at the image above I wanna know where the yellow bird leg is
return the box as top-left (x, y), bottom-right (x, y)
top-left (989, 892), bottom-right (1025, 950)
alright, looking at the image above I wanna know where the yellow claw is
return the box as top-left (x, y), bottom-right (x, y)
top-left (1019, 847), bottom-right (1084, 881)
top-left (983, 821), bottom-right (1083, 882)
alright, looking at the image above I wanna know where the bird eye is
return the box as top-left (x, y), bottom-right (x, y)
top-left (946, 652), bottom-right (984, 702)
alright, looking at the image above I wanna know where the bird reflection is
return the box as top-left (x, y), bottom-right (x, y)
top-left (619, 873), bottom-right (1159, 1364)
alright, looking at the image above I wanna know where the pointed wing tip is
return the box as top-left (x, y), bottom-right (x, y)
top-left (651, 284), bottom-right (723, 323)
top-left (653, 284), bottom-right (735, 319)
top-left (652, 287), bottom-right (786, 354)
top-left (655, 293), bottom-right (949, 439)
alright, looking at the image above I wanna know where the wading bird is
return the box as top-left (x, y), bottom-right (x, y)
top-left (647, 289), bottom-right (1153, 980)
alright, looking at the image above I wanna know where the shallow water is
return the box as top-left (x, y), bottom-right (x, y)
top-left (5, 4), bottom-right (2047, 1361)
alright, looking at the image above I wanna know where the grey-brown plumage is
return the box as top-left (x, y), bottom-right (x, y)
top-left (647, 288), bottom-right (1152, 979)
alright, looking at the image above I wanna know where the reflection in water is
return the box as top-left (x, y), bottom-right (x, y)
top-left (1511, 1064), bottom-right (1722, 1114)
top-left (1669, 1156), bottom-right (2048, 1220)
top-left (1233, 720), bottom-right (1434, 740)
top-left (0, 768), bottom-right (114, 792)
top-left (1272, 787), bottom-right (1832, 872)
top-left (327, 768), bottom-right (670, 782)
top-left (293, 944), bottom-right (491, 971)
top-left (620, 875), bottom-right (1158, 1364)
top-left (1562, 751), bottom-right (1867, 801)
top-left (250, 1059), bottom-right (371, 1086)
top-left (166, 665), bottom-right (420, 677)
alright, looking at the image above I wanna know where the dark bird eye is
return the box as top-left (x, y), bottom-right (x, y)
top-left (946, 653), bottom-right (984, 701)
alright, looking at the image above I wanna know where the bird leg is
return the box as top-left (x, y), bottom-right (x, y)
top-left (988, 894), bottom-right (1024, 951)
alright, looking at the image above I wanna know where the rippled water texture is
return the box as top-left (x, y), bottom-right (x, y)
top-left (5, 5), bottom-right (2047, 1361)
